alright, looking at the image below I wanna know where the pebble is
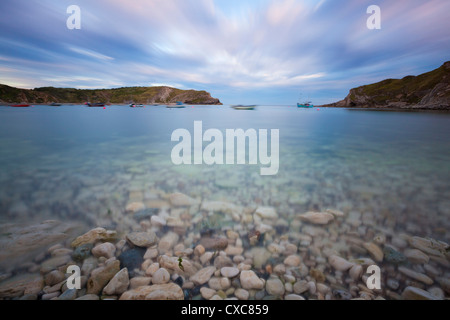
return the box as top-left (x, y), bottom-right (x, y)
top-left (125, 202), bottom-right (145, 213)
top-left (404, 249), bottom-right (430, 264)
top-left (158, 232), bottom-right (179, 253)
top-left (150, 215), bottom-right (166, 227)
top-left (387, 278), bottom-right (399, 290)
top-left (87, 259), bottom-right (120, 295)
top-left (75, 294), bottom-right (100, 300)
top-left (329, 255), bottom-right (354, 271)
top-left (285, 294), bottom-right (305, 300)
top-left (363, 242), bottom-right (384, 262)
top-left (234, 288), bottom-right (249, 300)
top-left (126, 231), bottom-right (158, 248)
top-left (208, 277), bottom-right (231, 290)
top-left (44, 270), bottom-right (65, 286)
top-left (255, 207), bottom-right (278, 219)
top-left (190, 267), bottom-right (216, 286)
top-left (72, 243), bottom-right (94, 262)
top-left (169, 193), bottom-right (199, 207)
top-left (266, 277), bottom-right (285, 296)
top-left (71, 227), bottom-right (117, 247)
top-left (283, 255), bottom-right (301, 267)
top-left (398, 266), bottom-right (433, 285)
top-left (297, 211), bottom-right (334, 225)
top-left (221, 267), bottom-right (240, 278)
top-left (58, 288), bottom-right (77, 300)
top-left (293, 280), bottom-right (308, 294)
top-left (194, 244), bottom-right (206, 256)
top-left (129, 277), bottom-right (151, 289)
top-left (200, 287), bottom-right (216, 300)
top-left (383, 246), bottom-right (406, 264)
top-left (349, 264), bottom-right (363, 281)
top-left (120, 283), bottom-right (184, 300)
top-left (144, 248), bottom-right (159, 260)
top-left (240, 270), bottom-right (264, 290)
top-left (103, 268), bottom-right (130, 295)
top-left (152, 268), bottom-right (171, 284)
top-left (225, 246), bottom-right (243, 256)
top-left (92, 242), bottom-right (116, 259)
top-left (402, 286), bottom-right (439, 300)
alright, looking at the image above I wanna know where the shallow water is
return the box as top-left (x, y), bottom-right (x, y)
top-left (0, 105), bottom-right (449, 298)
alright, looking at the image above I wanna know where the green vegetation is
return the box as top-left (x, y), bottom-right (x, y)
top-left (0, 84), bottom-right (222, 105)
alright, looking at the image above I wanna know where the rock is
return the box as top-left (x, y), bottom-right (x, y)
top-left (293, 281), bottom-right (309, 294)
top-left (120, 283), bottom-right (184, 300)
top-left (214, 256), bottom-right (233, 269)
top-left (92, 242), bottom-right (116, 259)
top-left (402, 286), bottom-right (439, 300)
top-left (190, 267), bottom-right (216, 286)
top-left (199, 237), bottom-right (229, 251)
top-left (428, 287), bottom-right (445, 299)
top-left (387, 278), bottom-right (399, 290)
top-left (255, 207), bottom-right (278, 219)
top-left (208, 277), bottom-right (231, 290)
top-left (130, 277), bottom-right (152, 289)
top-left (72, 243), bottom-right (93, 262)
top-left (103, 268), bottom-right (129, 295)
top-left (194, 245), bottom-right (206, 256)
top-left (150, 215), bottom-right (166, 227)
top-left (250, 247), bottom-right (272, 269)
top-left (58, 288), bottom-right (77, 300)
top-left (234, 288), bottom-right (249, 300)
top-left (240, 270), bottom-right (264, 290)
top-left (383, 246), bottom-right (406, 264)
top-left (71, 227), bottom-right (117, 247)
top-left (398, 266), bottom-right (433, 285)
top-left (158, 255), bottom-right (196, 276)
top-left (152, 268), bottom-right (171, 284)
top-left (266, 277), bottom-right (285, 296)
top-left (75, 294), bottom-right (100, 300)
top-left (0, 273), bottom-right (43, 298)
top-left (285, 294), bottom-right (305, 300)
top-left (408, 236), bottom-right (447, 258)
top-left (283, 255), bottom-right (301, 267)
top-left (225, 246), bottom-right (243, 256)
top-left (169, 193), bottom-right (199, 207)
top-left (42, 292), bottom-right (60, 300)
top-left (126, 232), bottom-right (158, 248)
top-left (125, 202), bottom-right (145, 213)
top-left (201, 201), bottom-right (241, 215)
top-left (363, 242), bottom-right (384, 262)
top-left (201, 287), bottom-right (216, 299)
top-left (325, 209), bottom-right (345, 217)
top-left (436, 277), bottom-right (450, 294)
top-left (81, 256), bottom-right (98, 276)
top-left (40, 255), bottom-right (72, 274)
top-left (329, 255), bottom-right (354, 271)
top-left (158, 232), bottom-right (179, 253)
top-left (118, 248), bottom-right (146, 277)
top-left (221, 267), bottom-right (240, 278)
top-left (145, 263), bottom-right (160, 276)
top-left (404, 249), bottom-right (430, 264)
top-left (44, 270), bottom-right (65, 286)
top-left (349, 264), bottom-right (363, 281)
top-left (200, 252), bottom-right (214, 265)
top-left (297, 211), bottom-right (334, 225)
top-left (333, 289), bottom-right (353, 300)
top-left (87, 259), bottom-right (120, 295)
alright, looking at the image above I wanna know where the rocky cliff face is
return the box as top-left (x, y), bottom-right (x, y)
top-left (327, 61), bottom-right (450, 109)
top-left (0, 85), bottom-right (222, 105)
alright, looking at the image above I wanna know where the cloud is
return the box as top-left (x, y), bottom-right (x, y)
top-left (68, 46), bottom-right (114, 61)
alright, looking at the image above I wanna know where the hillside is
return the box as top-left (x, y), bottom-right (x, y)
top-left (0, 85), bottom-right (222, 105)
top-left (322, 61), bottom-right (450, 110)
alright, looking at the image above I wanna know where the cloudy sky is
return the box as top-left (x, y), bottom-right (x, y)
top-left (0, 0), bottom-right (449, 104)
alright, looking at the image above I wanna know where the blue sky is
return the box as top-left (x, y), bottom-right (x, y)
top-left (0, 0), bottom-right (449, 105)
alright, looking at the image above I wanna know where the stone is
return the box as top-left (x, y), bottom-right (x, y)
top-left (0, 273), bottom-right (43, 298)
top-left (144, 248), bottom-right (159, 260)
top-left (44, 270), bottom-right (65, 286)
top-left (387, 278), bottom-right (399, 290)
top-left (71, 227), bottom-right (117, 247)
top-left (208, 277), bottom-right (231, 290)
top-left (383, 246), bottom-right (406, 264)
top-left (285, 294), bottom-right (305, 300)
top-left (103, 268), bottom-right (129, 296)
top-left (58, 288), bottom-right (77, 300)
top-left (329, 255), bottom-right (354, 271)
top-left (81, 257), bottom-right (98, 276)
top-left (130, 277), bottom-right (152, 289)
top-left (225, 246), bottom-right (243, 256)
top-left (87, 259), bottom-right (120, 295)
top-left (436, 277), bottom-right (450, 294)
top-left (266, 277), bottom-right (285, 296)
top-left (151, 215), bottom-right (166, 227)
top-left (404, 249), bottom-right (430, 264)
top-left (255, 207), bottom-right (278, 219)
top-left (297, 211), bottom-right (334, 225)
top-left (221, 267), bottom-right (240, 278)
top-left (158, 232), bottom-right (179, 253)
top-left (126, 232), bottom-right (158, 248)
top-left (158, 255), bottom-right (196, 276)
top-left (125, 202), bottom-right (145, 213)
top-left (234, 288), bottom-right (249, 300)
top-left (325, 209), bottom-right (345, 217)
top-left (293, 281), bottom-right (309, 294)
top-left (199, 237), bottom-right (229, 251)
top-left (409, 236), bottom-right (448, 257)
top-left (398, 266), bottom-right (433, 285)
top-left (201, 287), bottom-right (216, 299)
top-left (152, 268), bottom-right (171, 284)
top-left (169, 193), bottom-right (199, 207)
top-left (363, 242), bottom-right (384, 262)
top-left (194, 245), bottom-right (205, 256)
top-left (92, 242), bottom-right (116, 259)
top-left (145, 263), bottom-right (160, 276)
top-left (120, 283), bottom-right (184, 300)
top-left (402, 286), bottom-right (439, 300)
top-left (250, 247), bottom-right (272, 269)
top-left (190, 267), bottom-right (216, 285)
top-left (349, 264), bottom-right (363, 281)
top-left (40, 255), bottom-right (72, 274)
top-left (72, 243), bottom-right (94, 262)
top-left (283, 255), bottom-right (301, 267)
top-left (75, 294), bottom-right (100, 300)
top-left (118, 248), bottom-right (146, 277)
top-left (240, 270), bottom-right (264, 290)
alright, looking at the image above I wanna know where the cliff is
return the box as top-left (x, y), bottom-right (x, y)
top-left (0, 85), bottom-right (222, 105)
top-left (322, 61), bottom-right (450, 110)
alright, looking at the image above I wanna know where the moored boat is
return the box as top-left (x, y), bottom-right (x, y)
top-left (50, 103), bottom-right (62, 106)
top-left (10, 104), bottom-right (31, 107)
top-left (85, 102), bottom-right (105, 107)
top-left (129, 104), bottom-right (145, 107)
top-left (297, 102), bottom-right (314, 108)
top-left (231, 105), bottom-right (256, 110)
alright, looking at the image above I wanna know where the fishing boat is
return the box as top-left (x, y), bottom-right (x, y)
top-left (297, 101), bottom-right (314, 108)
top-left (231, 105), bottom-right (256, 110)
top-left (129, 103), bottom-right (145, 107)
top-left (10, 104), bottom-right (31, 107)
top-left (166, 103), bottom-right (186, 108)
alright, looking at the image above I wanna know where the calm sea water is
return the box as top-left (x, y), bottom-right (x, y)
top-left (0, 105), bottom-right (449, 271)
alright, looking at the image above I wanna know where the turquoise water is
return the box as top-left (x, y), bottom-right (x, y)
top-left (0, 105), bottom-right (449, 273)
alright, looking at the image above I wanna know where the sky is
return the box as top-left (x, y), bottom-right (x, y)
top-left (0, 0), bottom-right (449, 105)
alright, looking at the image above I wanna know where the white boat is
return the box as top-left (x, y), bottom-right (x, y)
top-left (231, 105), bottom-right (256, 110)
